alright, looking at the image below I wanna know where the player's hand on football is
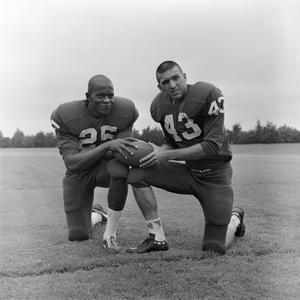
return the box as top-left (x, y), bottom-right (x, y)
top-left (139, 147), bottom-right (169, 168)
top-left (148, 142), bottom-right (159, 150)
top-left (106, 138), bottom-right (138, 159)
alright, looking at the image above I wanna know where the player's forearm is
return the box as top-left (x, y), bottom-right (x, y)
top-left (161, 143), bottom-right (174, 151)
top-left (64, 144), bottom-right (110, 172)
top-left (165, 143), bottom-right (207, 161)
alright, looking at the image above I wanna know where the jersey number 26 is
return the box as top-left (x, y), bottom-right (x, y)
top-left (79, 126), bottom-right (117, 148)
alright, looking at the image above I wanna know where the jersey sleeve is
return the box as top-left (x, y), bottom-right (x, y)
top-left (128, 104), bottom-right (139, 129)
top-left (150, 93), bottom-right (165, 123)
top-left (50, 109), bottom-right (80, 159)
top-left (200, 87), bottom-right (226, 156)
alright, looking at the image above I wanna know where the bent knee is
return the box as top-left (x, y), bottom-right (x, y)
top-left (202, 223), bottom-right (228, 254)
top-left (65, 209), bottom-right (91, 241)
top-left (127, 168), bottom-right (150, 187)
top-left (68, 228), bottom-right (90, 241)
top-left (202, 240), bottom-right (226, 254)
top-left (106, 159), bottom-right (129, 178)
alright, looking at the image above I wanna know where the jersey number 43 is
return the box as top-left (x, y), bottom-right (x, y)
top-left (164, 97), bottom-right (224, 142)
top-left (164, 113), bottom-right (201, 142)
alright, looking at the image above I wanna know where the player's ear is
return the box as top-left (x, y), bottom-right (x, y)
top-left (85, 92), bottom-right (90, 100)
top-left (183, 73), bottom-right (187, 80)
top-left (157, 84), bottom-right (162, 91)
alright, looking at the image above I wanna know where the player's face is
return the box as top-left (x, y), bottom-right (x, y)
top-left (87, 84), bottom-right (114, 117)
top-left (157, 66), bottom-right (187, 102)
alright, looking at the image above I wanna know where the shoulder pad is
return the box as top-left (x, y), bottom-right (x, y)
top-left (51, 100), bottom-right (85, 130)
top-left (111, 97), bottom-right (139, 129)
top-left (182, 82), bottom-right (219, 116)
top-left (150, 93), bottom-right (172, 122)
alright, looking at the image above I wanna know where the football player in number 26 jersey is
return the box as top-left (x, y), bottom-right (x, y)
top-left (51, 75), bottom-right (141, 252)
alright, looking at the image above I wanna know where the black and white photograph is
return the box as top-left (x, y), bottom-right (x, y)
top-left (1, 0), bottom-right (299, 299)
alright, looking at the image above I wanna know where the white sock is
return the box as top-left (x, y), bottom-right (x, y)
top-left (146, 218), bottom-right (166, 241)
top-left (103, 208), bottom-right (122, 240)
top-left (91, 212), bottom-right (103, 227)
top-left (230, 214), bottom-right (241, 230)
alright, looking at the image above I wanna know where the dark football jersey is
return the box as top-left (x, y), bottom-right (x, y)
top-left (51, 98), bottom-right (138, 158)
top-left (150, 81), bottom-right (232, 169)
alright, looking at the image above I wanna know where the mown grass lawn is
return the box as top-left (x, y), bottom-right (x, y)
top-left (0, 145), bottom-right (299, 299)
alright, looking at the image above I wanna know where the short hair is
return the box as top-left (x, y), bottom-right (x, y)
top-left (156, 61), bottom-right (183, 82)
top-left (87, 75), bottom-right (113, 94)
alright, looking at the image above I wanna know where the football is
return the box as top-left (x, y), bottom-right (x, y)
top-left (114, 139), bottom-right (154, 167)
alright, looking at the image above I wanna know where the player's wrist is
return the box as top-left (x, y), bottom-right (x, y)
top-left (161, 143), bottom-right (174, 151)
top-left (103, 140), bottom-right (115, 152)
top-left (165, 149), bottom-right (178, 160)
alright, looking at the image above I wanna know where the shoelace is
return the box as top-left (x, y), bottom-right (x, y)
top-left (110, 237), bottom-right (120, 248)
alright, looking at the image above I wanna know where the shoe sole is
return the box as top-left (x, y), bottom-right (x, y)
top-left (232, 208), bottom-right (245, 237)
top-left (103, 244), bottom-right (122, 254)
top-left (126, 245), bottom-right (169, 254)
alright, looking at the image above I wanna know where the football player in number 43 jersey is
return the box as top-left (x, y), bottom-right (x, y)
top-left (121, 61), bottom-right (246, 254)
top-left (51, 75), bottom-right (156, 252)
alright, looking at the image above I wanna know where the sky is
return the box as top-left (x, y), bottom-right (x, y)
top-left (0, 0), bottom-right (299, 137)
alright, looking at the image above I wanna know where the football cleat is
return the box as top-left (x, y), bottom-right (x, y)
top-left (232, 207), bottom-right (245, 237)
top-left (126, 233), bottom-right (169, 254)
top-left (103, 236), bottom-right (122, 253)
top-left (92, 203), bottom-right (108, 225)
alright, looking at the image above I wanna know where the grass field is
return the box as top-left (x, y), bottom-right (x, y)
top-left (0, 144), bottom-right (300, 299)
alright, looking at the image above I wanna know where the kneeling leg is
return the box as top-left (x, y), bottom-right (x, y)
top-left (199, 183), bottom-right (233, 254)
top-left (63, 175), bottom-right (94, 241)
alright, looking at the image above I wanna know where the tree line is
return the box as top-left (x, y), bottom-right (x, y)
top-left (227, 121), bottom-right (300, 144)
top-left (0, 130), bottom-right (57, 148)
top-left (0, 121), bottom-right (300, 148)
